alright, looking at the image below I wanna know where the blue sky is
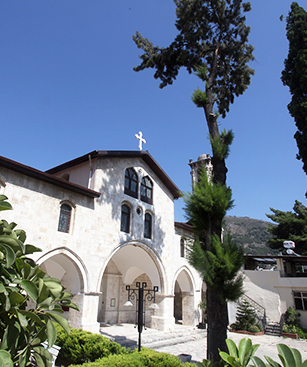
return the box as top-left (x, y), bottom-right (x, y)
top-left (0, 0), bottom-right (306, 223)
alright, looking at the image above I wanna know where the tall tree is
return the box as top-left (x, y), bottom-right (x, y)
top-left (133, 0), bottom-right (254, 362)
top-left (184, 167), bottom-right (244, 361)
top-left (281, 2), bottom-right (307, 178)
top-left (266, 200), bottom-right (307, 255)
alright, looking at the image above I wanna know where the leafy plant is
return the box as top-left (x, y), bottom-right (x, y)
top-left (215, 337), bottom-right (307, 367)
top-left (231, 299), bottom-right (262, 332)
top-left (284, 306), bottom-right (301, 328)
top-left (55, 327), bottom-right (127, 365)
top-left (69, 348), bottom-right (194, 367)
top-left (0, 195), bottom-right (78, 367)
top-left (219, 338), bottom-right (259, 367)
top-left (261, 343), bottom-right (307, 367)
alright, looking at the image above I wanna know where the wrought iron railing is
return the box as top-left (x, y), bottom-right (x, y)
top-left (237, 293), bottom-right (267, 330)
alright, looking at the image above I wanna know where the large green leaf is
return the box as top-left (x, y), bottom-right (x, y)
top-left (0, 350), bottom-right (13, 367)
top-left (238, 338), bottom-right (253, 366)
top-left (0, 321), bottom-right (20, 351)
top-left (291, 347), bottom-right (303, 366)
top-left (9, 291), bottom-right (25, 306)
top-left (277, 344), bottom-right (296, 367)
top-left (0, 245), bottom-right (15, 268)
top-left (46, 312), bottom-right (70, 335)
top-left (0, 236), bottom-right (21, 253)
top-left (226, 339), bottom-right (238, 358)
top-left (25, 244), bottom-right (42, 255)
top-left (19, 310), bottom-right (42, 325)
top-left (251, 356), bottom-right (268, 367)
top-left (43, 279), bottom-right (63, 298)
top-left (0, 196), bottom-right (12, 212)
top-left (21, 262), bottom-right (31, 279)
top-left (264, 355), bottom-right (281, 367)
top-left (21, 280), bottom-right (38, 302)
top-left (219, 352), bottom-right (241, 367)
top-left (33, 346), bottom-right (53, 367)
top-left (46, 319), bottom-right (57, 347)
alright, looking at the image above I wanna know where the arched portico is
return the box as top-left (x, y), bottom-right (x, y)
top-left (98, 242), bottom-right (165, 329)
top-left (173, 267), bottom-right (196, 326)
top-left (38, 248), bottom-right (99, 333)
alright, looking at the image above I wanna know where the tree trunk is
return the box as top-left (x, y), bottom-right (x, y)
top-left (203, 106), bottom-right (229, 362)
top-left (206, 287), bottom-right (228, 362)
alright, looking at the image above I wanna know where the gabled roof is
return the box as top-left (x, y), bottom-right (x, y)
top-left (46, 150), bottom-right (181, 199)
top-left (0, 155), bottom-right (100, 199)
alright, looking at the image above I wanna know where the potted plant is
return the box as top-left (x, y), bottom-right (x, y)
top-left (197, 299), bottom-right (207, 329)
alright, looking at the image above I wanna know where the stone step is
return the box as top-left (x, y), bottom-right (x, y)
top-left (100, 324), bottom-right (206, 350)
top-left (265, 323), bottom-right (281, 336)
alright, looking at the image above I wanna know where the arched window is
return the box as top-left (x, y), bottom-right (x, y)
top-left (124, 168), bottom-right (138, 198)
top-left (58, 204), bottom-right (72, 233)
top-left (141, 176), bottom-right (153, 204)
top-left (121, 204), bottom-right (131, 233)
top-left (144, 213), bottom-right (152, 239)
top-left (180, 238), bottom-right (185, 258)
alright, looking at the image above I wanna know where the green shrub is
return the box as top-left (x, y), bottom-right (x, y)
top-left (284, 306), bottom-right (301, 328)
top-left (70, 348), bottom-right (194, 367)
top-left (231, 300), bottom-right (262, 332)
top-left (55, 327), bottom-right (127, 365)
top-left (248, 325), bottom-right (260, 333)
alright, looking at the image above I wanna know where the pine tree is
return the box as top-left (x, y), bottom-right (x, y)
top-left (266, 200), bottom-right (307, 255)
top-left (232, 299), bottom-right (260, 332)
top-left (281, 2), bottom-right (307, 178)
top-left (184, 167), bottom-right (244, 361)
top-left (133, 1), bottom-right (254, 361)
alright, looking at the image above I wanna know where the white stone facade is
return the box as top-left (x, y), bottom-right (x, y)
top-left (0, 151), bottom-right (202, 333)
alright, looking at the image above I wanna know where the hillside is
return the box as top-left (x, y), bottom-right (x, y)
top-left (224, 216), bottom-right (276, 255)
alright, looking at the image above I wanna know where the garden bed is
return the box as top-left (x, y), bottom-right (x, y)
top-left (229, 329), bottom-right (265, 336)
top-left (282, 332), bottom-right (299, 339)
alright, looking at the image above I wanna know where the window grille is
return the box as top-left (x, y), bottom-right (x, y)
top-left (121, 204), bottom-right (131, 233)
top-left (124, 168), bottom-right (138, 198)
top-left (58, 204), bottom-right (72, 233)
top-left (293, 291), bottom-right (307, 311)
top-left (141, 176), bottom-right (153, 204)
top-left (144, 213), bottom-right (152, 239)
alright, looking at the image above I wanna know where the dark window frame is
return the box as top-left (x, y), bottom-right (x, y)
top-left (58, 203), bottom-right (72, 233)
top-left (141, 176), bottom-right (153, 204)
top-left (124, 168), bottom-right (138, 198)
top-left (180, 238), bottom-right (185, 258)
top-left (121, 204), bottom-right (131, 233)
top-left (293, 291), bottom-right (307, 311)
top-left (144, 212), bottom-right (152, 239)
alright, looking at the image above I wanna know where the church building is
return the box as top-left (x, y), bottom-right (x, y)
top-left (0, 150), bottom-right (204, 333)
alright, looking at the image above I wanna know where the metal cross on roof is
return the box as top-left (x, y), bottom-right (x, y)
top-left (135, 131), bottom-right (146, 151)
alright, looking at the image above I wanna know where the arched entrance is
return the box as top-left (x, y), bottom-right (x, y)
top-left (38, 249), bottom-right (91, 330)
top-left (173, 268), bottom-right (195, 326)
top-left (98, 243), bottom-right (163, 328)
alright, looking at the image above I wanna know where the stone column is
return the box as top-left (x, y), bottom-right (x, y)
top-left (69, 292), bottom-right (101, 334)
top-left (151, 294), bottom-right (175, 331)
top-left (182, 292), bottom-right (196, 326)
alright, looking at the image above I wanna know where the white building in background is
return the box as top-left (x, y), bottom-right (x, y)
top-left (0, 150), bottom-right (203, 334)
top-left (1, 150), bottom-right (306, 333)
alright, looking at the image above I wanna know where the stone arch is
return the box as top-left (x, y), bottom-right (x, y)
top-left (37, 247), bottom-right (89, 293)
top-left (37, 248), bottom-right (90, 330)
top-left (172, 266), bottom-right (196, 326)
top-left (97, 241), bottom-right (166, 327)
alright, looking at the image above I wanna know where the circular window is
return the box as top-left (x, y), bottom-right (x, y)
top-left (136, 207), bottom-right (142, 215)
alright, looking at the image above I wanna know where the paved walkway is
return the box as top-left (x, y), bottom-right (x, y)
top-left (100, 323), bottom-right (307, 364)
